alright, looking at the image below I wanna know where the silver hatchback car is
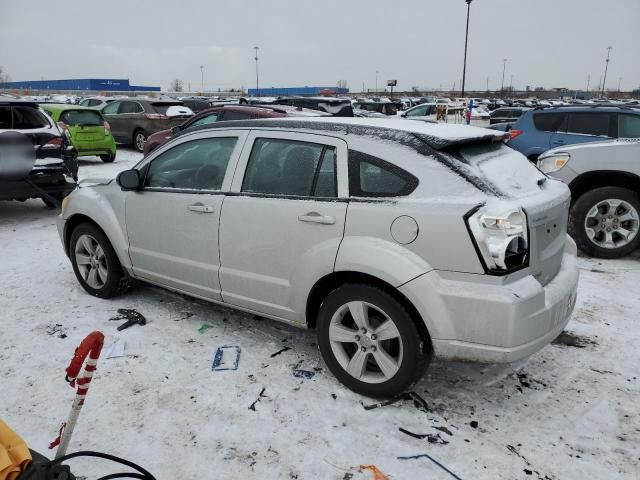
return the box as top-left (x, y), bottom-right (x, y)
top-left (57, 118), bottom-right (579, 398)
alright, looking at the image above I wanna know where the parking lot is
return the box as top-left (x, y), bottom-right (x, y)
top-left (0, 150), bottom-right (638, 479)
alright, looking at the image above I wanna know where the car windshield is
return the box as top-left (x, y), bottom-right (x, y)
top-left (60, 110), bottom-right (103, 126)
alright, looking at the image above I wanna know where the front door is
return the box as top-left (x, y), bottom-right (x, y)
top-left (100, 101), bottom-right (124, 140)
top-left (125, 130), bottom-right (247, 300)
top-left (219, 131), bottom-right (349, 322)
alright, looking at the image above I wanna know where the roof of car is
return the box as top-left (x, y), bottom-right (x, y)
top-left (533, 105), bottom-right (640, 113)
top-left (39, 103), bottom-right (102, 112)
top-left (180, 116), bottom-right (508, 150)
top-left (0, 96), bottom-right (38, 106)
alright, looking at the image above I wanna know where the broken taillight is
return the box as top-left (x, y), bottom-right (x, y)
top-left (509, 129), bottom-right (523, 141)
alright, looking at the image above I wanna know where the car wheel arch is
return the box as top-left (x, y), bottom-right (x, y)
top-left (305, 270), bottom-right (432, 347)
top-left (64, 214), bottom-right (131, 271)
top-left (569, 170), bottom-right (640, 202)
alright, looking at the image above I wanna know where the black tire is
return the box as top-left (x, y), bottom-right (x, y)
top-left (100, 151), bottom-right (116, 163)
top-left (569, 186), bottom-right (640, 258)
top-left (133, 130), bottom-right (147, 153)
top-left (316, 284), bottom-right (431, 399)
top-left (69, 222), bottom-right (129, 298)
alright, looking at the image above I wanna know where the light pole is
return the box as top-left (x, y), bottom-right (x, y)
top-left (200, 65), bottom-right (204, 94)
top-left (510, 74), bottom-right (514, 92)
top-left (254, 46), bottom-right (260, 97)
top-left (500, 58), bottom-right (507, 98)
top-left (601, 46), bottom-right (612, 97)
top-left (618, 77), bottom-right (622, 92)
top-left (375, 70), bottom-right (379, 93)
top-left (586, 74), bottom-right (590, 93)
top-left (461, 0), bottom-right (472, 98)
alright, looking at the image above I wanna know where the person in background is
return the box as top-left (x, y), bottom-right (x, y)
top-left (466, 98), bottom-right (474, 125)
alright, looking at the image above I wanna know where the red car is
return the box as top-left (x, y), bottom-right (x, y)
top-left (143, 105), bottom-right (327, 154)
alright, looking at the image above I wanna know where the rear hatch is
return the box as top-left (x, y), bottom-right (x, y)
top-left (455, 142), bottom-right (570, 285)
top-left (60, 109), bottom-right (107, 143)
top-left (152, 102), bottom-right (194, 127)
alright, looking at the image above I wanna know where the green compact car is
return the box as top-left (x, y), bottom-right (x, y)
top-left (40, 104), bottom-right (117, 162)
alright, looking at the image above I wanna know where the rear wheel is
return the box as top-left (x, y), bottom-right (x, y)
top-left (133, 130), bottom-right (147, 153)
top-left (570, 186), bottom-right (640, 258)
top-left (69, 223), bottom-right (129, 298)
top-left (100, 151), bottom-right (116, 163)
top-left (316, 284), bottom-right (431, 398)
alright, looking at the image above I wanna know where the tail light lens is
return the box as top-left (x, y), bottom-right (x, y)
top-left (509, 129), bottom-right (523, 141)
top-left (466, 207), bottom-right (529, 273)
top-left (104, 121), bottom-right (111, 135)
top-left (43, 136), bottom-right (64, 148)
top-left (145, 113), bottom-right (169, 120)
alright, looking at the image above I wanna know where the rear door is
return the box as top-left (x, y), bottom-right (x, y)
top-left (218, 130), bottom-right (348, 322)
top-left (117, 101), bottom-right (145, 142)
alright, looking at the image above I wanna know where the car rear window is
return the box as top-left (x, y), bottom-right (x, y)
top-left (11, 106), bottom-right (50, 129)
top-left (152, 103), bottom-right (183, 114)
top-left (0, 106), bottom-right (11, 128)
top-left (60, 110), bottom-right (103, 126)
top-left (533, 112), bottom-right (567, 132)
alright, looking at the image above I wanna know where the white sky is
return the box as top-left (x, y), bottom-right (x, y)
top-left (1, 0), bottom-right (638, 92)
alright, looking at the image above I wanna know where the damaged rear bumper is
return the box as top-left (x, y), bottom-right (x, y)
top-left (399, 235), bottom-right (580, 364)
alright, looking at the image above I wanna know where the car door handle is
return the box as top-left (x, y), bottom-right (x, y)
top-left (298, 211), bottom-right (335, 225)
top-left (188, 203), bottom-right (215, 213)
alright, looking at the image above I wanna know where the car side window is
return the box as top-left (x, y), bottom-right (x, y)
top-left (102, 101), bottom-right (120, 115)
top-left (0, 106), bottom-right (12, 128)
top-left (619, 114), bottom-right (640, 138)
top-left (190, 113), bottom-right (219, 127)
top-left (567, 113), bottom-right (611, 137)
top-left (219, 111), bottom-right (254, 121)
top-left (348, 151), bottom-right (418, 197)
top-left (406, 105), bottom-right (427, 117)
top-left (145, 137), bottom-right (238, 191)
top-left (119, 101), bottom-right (143, 114)
top-left (241, 138), bottom-right (336, 197)
top-left (533, 112), bottom-right (567, 132)
top-left (12, 106), bottom-right (50, 129)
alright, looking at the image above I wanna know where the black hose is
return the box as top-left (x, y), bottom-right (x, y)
top-left (48, 451), bottom-right (155, 480)
top-left (96, 474), bottom-right (147, 480)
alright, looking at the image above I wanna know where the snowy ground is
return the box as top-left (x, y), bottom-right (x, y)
top-left (1, 148), bottom-right (639, 480)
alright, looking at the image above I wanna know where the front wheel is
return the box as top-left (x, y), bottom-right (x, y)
top-left (133, 130), bottom-right (147, 153)
top-left (569, 186), bottom-right (640, 258)
top-left (69, 223), bottom-right (129, 298)
top-left (316, 284), bottom-right (431, 398)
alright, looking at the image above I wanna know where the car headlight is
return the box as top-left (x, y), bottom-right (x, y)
top-left (537, 153), bottom-right (570, 174)
top-left (466, 206), bottom-right (529, 272)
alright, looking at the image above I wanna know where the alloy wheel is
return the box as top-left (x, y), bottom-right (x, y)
top-left (74, 234), bottom-right (108, 289)
top-left (328, 301), bottom-right (403, 384)
top-left (585, 198), bottom-right (639, 249)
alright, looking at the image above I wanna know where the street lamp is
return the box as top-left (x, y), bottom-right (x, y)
top-left (500, 58), bottom-right (507, 98)
top-left (375, 70), bottom-right (379, 93)
top-left (200, 65), bottom-right (204, 94)
top-left (460, 0), bottom-right (472, 98)
top-left (254, 46), bottom-right (260, 97)
top-left (601, 46), bottom-right (612, 97)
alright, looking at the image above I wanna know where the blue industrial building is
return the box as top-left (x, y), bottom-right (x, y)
top-left (247, 86), bottom-right (349, 97)
top-left (0, 78), bottom-right (160, 92)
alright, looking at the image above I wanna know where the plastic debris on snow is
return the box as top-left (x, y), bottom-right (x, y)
top-left (248, 387), bottom-right (268, 411)
top-left (198, 324), bottom-right (212, 334)
top-left (292, 369), bottom-right (315, 379)
top-left (360, 464), bottom-right (390, 480)
top-left (397, 453), bottom-right (463, 480)
top-left (211, 346), bottom-right (241, 371)
top-left (109, 309), bottom-right (147, 331)
top-left (104, 339), bottom-right (126, 359)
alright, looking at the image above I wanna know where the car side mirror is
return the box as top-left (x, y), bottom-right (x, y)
top-left (170, 125), bottom-right (181, 135)
top-left (117, 169), bottom-right (141, 190)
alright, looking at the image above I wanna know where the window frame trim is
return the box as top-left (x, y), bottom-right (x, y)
top-left (134, 129), bottom-right (250, 194)
top-left (229, 129), bottom-right (349, 200)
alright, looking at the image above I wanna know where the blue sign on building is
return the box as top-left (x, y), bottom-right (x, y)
top-left (1, 78), bottom-right (160, 92)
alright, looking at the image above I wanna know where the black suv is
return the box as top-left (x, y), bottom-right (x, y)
top-left (0, 97), bottom-right (77, 207)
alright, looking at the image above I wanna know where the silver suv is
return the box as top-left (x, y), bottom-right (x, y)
top-left (538, 138), bottom-right (640, 258)
top-left (56, 118), bottom-right (579, 398)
